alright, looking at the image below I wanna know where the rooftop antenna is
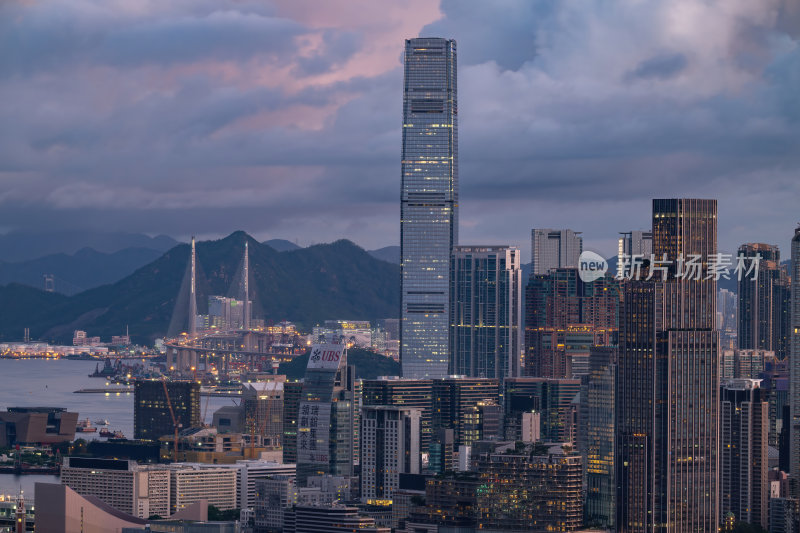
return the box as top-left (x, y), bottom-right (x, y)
top-left (189, 236), bottom-right (197, 336)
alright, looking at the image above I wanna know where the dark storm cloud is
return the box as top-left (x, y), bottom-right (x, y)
top-left (625, 53), bottom-right (688, 81)
top-left (0, 0), bottom-right (798, 257)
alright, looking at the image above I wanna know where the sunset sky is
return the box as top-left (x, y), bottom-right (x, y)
top-left (2, 0), bottom-right (799, 258)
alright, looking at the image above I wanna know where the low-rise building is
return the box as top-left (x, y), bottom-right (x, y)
top-left (0, 407), bottom-right (78, 446)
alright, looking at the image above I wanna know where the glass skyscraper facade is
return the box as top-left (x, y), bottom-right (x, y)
top-left (616, 199), bottom-right (719, 532)
top-left (449, 245), bottom-right (523, 380)
top-left (400, 37), bottom-right (458, 379)
top-left (789, 225), bottom-right (800, 495)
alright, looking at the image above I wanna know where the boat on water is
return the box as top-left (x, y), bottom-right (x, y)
top-left (99, 428), bottom-right (112, 437)
top-left (95, 419), bottom-right (109, 425)
top-left (109, 430), bottom-right (125, 439)
top-left (76, 418), bottom-right (97, 432)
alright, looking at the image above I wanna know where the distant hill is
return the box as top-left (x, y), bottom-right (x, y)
top-left (0, 247), bottom-right (165, 295)
top-left (0, 231), bottom-right (178, 262)
top-left (263, 239), bottom-right (302, 252)
top-left (0, 232), bottom-right (400, 345)
top-left (368, 246), bottom-right (400, 264)
top-left (278, 348), bottom-right (400, 380)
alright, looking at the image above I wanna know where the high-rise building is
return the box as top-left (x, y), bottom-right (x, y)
top-left (60, 457), bottom-right (171, 519)
top-left (720, 348), bottom-right (773, 380)
top-left (503, 377), bottom-right (580, 444)
top-left (617, 230), bottom-right (653, 278)
top-left (360, 406), bottom-right (421, 501)
top-left (362, 378), bottom-right (433, 453)
top-left (450, 245), bottom-right (523, 380)
top-left (531, 229), bottom-right (583, 275)
top-left (282, 380), bottom-right (303, 464)
top-left (242, 380), bottom-right (285, 448)
top-left (475, 443), bottom-right (583, 532)
top-left (431, 378), bottom-right (499, 448)
top-left (404, 472), bottom-right (481, 530)
top-left (134, 380), bottom-right (201, 441)
top-left (400, 37), bottom-right (458, 380)
top-left (720, 379), bottom-right (768, 529)
top-left (296, 344), bottom-right (355, 484)
top-left (168, 463), bottom-right (237, 514)
top-left (738, 243), bottom-right (790, 357)
top-left (524, 268), bottom-right (618, 378)
top-left (582, 346), bottom-right (617, 529)
top-left (790, 224), bottom-right (800, 496)
top-left (616, 198), bottom-right (719, 531)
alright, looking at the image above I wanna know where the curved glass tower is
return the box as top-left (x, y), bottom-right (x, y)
top-left (400, 37), bottom-right (458, 379)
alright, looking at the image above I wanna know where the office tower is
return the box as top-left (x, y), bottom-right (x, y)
top-left (254, 475), bottom-right (298, 532)
top-left (760, 358), bottom-right (791, 451)
top-left (531, 228), bottom-right (583, 275)
top-left (503, 377), bottom-right (581, 444)
top-left (296, 344), bottom-right (354, 484)
top-left (360, 406), bottom-right (421, 500)
top-left (450, 245), bottom-right (523, 380)
top-left (475, 443), bottom-right (583, 532)
top-left (431, 378), bottom-right (499, 448)
top-left (738, 243), bottom-right (791, 357)
top-left (583, 346), bottom-right (617, 529)
top-left (60, 457), bottom-right (170, 519)
top-left (134, 380), bottom-right (201, 441)
top-left (617, 230), bottom-right (653, 277)
top-left (720, 379), bottom-right (768, 529)
top-left (282, 380), bottom-right (303, 464)
top-left (616, 198), bottom-right (719, 531)
top-left (400, 37), bottom-right (458, 380)
top-left (525, 268), bottom-right (618, 378)
top-left (791, 224), bottom-right (800, 496)
top-left (362, 378), bottom-right (433, 452)
top-left (242, 380), bottom-right (285, 448)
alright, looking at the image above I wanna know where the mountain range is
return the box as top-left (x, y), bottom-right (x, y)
top-left (0, 232), bottom-right (399, 345)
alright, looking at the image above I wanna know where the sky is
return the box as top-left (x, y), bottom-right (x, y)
top-left (1, 0), bottom-right (799, 260)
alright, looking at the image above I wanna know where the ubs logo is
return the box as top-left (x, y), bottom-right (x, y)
top-left (311, 349), bottom-right (321, 362)
top-left (579, 250), bottom-right (608, 283)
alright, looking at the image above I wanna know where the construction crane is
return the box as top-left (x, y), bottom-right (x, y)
top-left (162, 379), bottom-right (181, 461)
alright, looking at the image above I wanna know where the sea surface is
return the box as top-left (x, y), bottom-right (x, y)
top-left (0, 358), bottom-right (231, 498)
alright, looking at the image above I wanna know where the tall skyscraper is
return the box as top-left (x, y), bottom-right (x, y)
top-left (738, 243), bottom-right (790, 357)
top-left (133, 380), bottom-right (201, 441)
top-left (582, 346), bottom-right (617, 529)
top-left (296, 344), bottom-right (354, 484)
top-left (531, 228), bottom-right (583, 275)
top-left (720, 379), bottom-right (768, 529)
top-left (400, 37), bottom-right (458, 379)
top-left (450, 245), bottom-right (523, 380)
top-left (617, 230), bottom-right (653, 278)
top-left (616, 199), bottom-right (719, 532)
top-left (524, 268), bottom-right (618, 378)
top-left (360, 406), bottom-right (421, 501)
top-left (790, 225), bottom-right (800, 496)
